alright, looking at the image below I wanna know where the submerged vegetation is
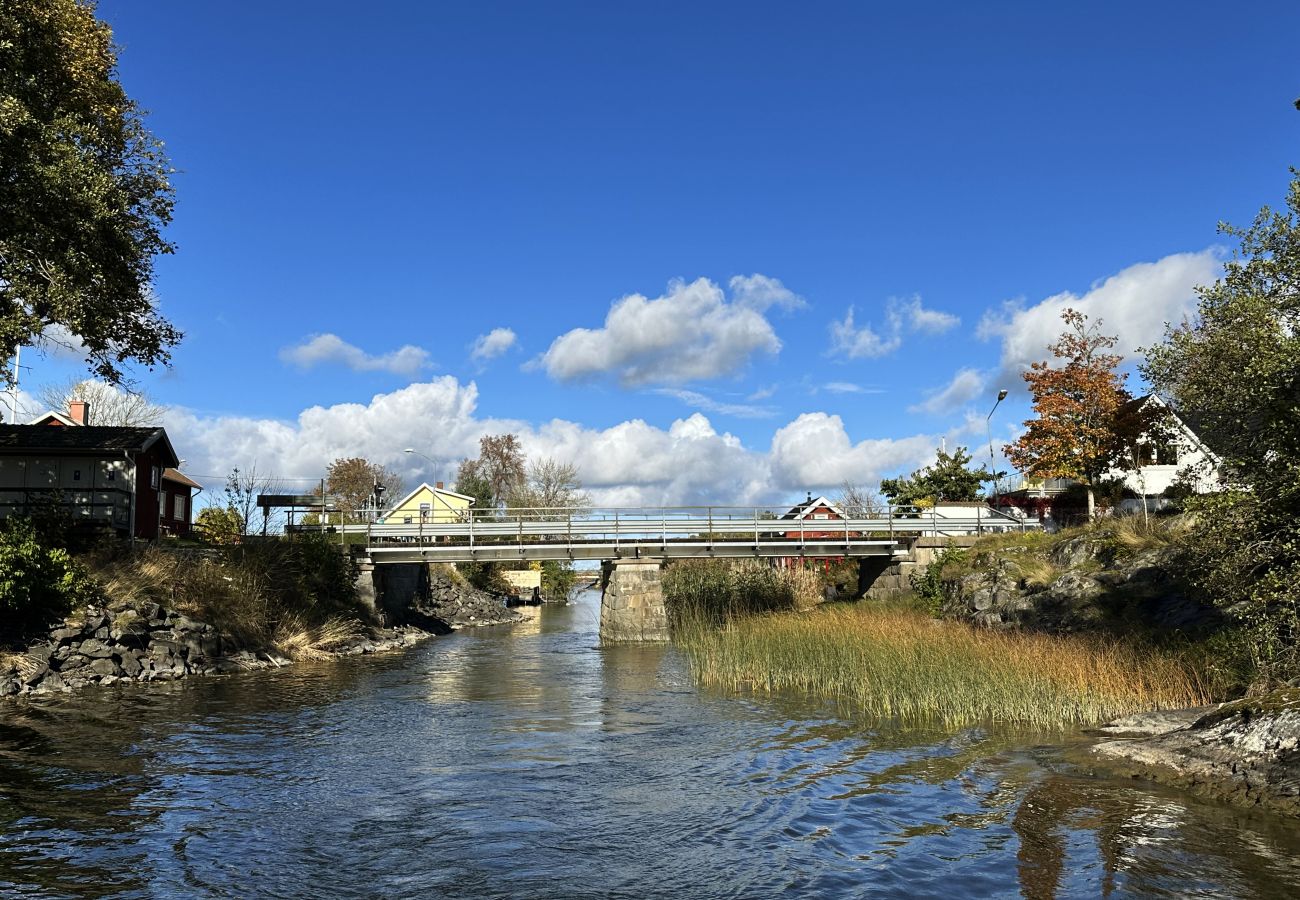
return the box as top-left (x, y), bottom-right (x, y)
top-left (674, 601), bottom-right (1210, 728)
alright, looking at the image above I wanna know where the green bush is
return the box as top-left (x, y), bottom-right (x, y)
top-left (0, 518), bottom-right (100, 645)
top-left (909, 546), bottom-right (968, 614)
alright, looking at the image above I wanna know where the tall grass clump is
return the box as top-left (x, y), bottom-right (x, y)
top-left (663, 560), bottom-right (820, 628)
top-left (676, 603), bottom-right (1210, 728)
top-left (90, 534), bottom-right (363, 651)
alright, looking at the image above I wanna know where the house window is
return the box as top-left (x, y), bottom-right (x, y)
top-left (403, 516), bottom-right (412, 524)
top-left (813, 513), bottom-right (829, 520)
top-left (151, 466), bottom-right (161, 489)
top-left (73, 469), bottom-right (81, 482)
top-left (174, 494), bottom-right (186, 522)
top-left (419, 502), bottom-right (432, 520)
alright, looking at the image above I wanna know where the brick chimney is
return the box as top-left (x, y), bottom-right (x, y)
top-left (435, 481), bottom-right (444, 490)
top-left (68, 400), bottom-right (89, 425)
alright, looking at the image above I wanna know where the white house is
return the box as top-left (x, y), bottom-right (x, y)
top-left (1106, 394), bottom-right (1222, 501)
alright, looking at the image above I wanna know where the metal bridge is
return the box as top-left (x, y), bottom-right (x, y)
top-left (320, 505), bottom-right (1032, 564)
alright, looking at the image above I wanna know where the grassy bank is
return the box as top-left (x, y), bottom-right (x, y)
top-left (87, 536), bottom-right (369, 658)
top-left (674, 601), bottom-right (1210, 728)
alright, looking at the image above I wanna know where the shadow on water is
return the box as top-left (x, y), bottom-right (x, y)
top-left (3, 588), bottom-right (1300, 898)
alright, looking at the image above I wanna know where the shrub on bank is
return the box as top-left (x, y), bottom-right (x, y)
top-left (0, 518), bottom-right (101, 646)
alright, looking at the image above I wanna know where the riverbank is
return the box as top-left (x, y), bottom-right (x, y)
top-left (0, 594), bottom-right (440, 698)
top-left (2, 555), bottom-right (526, 700)
top-left (1089, 690), bottom-right (1300, 817)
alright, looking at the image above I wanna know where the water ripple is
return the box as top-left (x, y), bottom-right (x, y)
top-left (3, 593), bottom-right (1300, 898)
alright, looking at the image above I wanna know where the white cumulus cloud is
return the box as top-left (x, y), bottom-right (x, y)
top-left (728, 273), bottom-right (807, 311)
top-left (828, 294), bottom-right (959, 359)
top-left (908, 368), bottom-right (987, 415)
top-left (162, 377), bottom-right (946, 509)
top-left (977, 250), bottom-right (1221, 375)
top-left (470, 327), bottom-right (518, 362)
top-left (769, 412), bottom-right (940, 488)
top-left (280, 334), bottom-right (432, 376)
top-left (538, 276), bottom-right (794, 386)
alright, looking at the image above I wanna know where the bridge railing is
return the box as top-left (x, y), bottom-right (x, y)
top-left (331, 503), bottom-right (1036, 554)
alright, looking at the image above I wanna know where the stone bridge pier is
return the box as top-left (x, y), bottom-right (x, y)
top-left (599, 560), bottom-right (669, 642)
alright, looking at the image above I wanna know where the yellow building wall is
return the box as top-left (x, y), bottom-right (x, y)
top-left (386, 486), bottom-right (471, 523)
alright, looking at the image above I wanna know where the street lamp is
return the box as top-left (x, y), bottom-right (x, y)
top-left (987, 389), bottom-right (1008, 506)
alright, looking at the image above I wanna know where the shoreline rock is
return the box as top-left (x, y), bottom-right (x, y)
top-left (1, 597), bottom-right (440, 701)
top-left (405, 569), bottom-right (526, 630)
top-left (1091, 691), bottom-right (1300, 817)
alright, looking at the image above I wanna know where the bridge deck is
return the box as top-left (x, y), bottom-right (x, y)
top-left (315, 506), bottom-right (1032, 564)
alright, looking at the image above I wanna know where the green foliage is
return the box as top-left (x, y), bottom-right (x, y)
top-left (1, 0), bottom-right (179, 385)
top-left (195, 505), bottom-right (243, 546)
top-left (880, 445), bottom-right (991, 507)
top-left (458, 561), bottom-right (511, 595)
top-left (0, 518), bottom-right (100, 645)
top-left (909, 546), bottom-right (969, 614)
top-left (540, 560), bottom-right (577, 601)
top-left (1143, 170), bottom-right (1300, 683)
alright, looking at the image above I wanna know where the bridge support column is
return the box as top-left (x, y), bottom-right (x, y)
top-left (857, 556), bottom-right (895, 598)
top-left (600, 560), bottom-right (669, 642)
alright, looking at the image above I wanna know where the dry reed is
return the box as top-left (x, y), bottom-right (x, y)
top-left (676, 603), bottom-right (1210, 728)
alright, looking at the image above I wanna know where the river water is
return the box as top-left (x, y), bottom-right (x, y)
top-left (3, 589), bottom-right (1300, 899)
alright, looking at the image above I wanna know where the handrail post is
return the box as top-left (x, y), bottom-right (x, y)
top-left (754, 506), bottom-right (759, 551)
top-left (469, 509), bottom-right (474, 553)
top-left (614, 508), bottom-right (619, 551)
top-left (844, 509), bottom-right (850, 552)
top-left (888, 503), bottom-right (894, 549)
top-left (662, 509), bottom-right (667, 551)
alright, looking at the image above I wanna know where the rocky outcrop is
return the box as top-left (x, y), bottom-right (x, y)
top-left (2, 597), bottom-right (233, 698)
top-left (941, 540), bottom-right (1219, 634)
top-left (406, 570), bottom-right (525, 630)
top-left (1, 597), bottom-right (435, 700)
top-left (1092, 691), bottom-right (1300, 817)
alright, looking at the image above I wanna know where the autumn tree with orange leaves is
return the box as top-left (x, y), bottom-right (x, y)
top-left (1004, 309), bottom-right (1158, 519)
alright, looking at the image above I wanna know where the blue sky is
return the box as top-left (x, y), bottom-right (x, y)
top-left (15, 1), bottom-right (1300, 505)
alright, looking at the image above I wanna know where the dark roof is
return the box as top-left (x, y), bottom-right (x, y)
top-left (0, 425), bottom-right (179, 466)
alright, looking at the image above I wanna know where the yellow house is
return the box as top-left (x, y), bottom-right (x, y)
top-left (381, 482), bottom-right (474, 524)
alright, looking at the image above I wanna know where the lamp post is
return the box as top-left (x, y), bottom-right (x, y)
top-left (986, 389), bottom-right (1008, 506)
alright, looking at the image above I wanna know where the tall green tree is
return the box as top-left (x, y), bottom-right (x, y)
top-left (1142, 169), bottom-right (1300, 680)
top-left (880, 446), bottom-right (991, 508)
top-left (1, 0), bottom-right (179, 386)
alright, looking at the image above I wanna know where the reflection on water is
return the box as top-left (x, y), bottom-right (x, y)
top-left (3, 589), bottom-right (1300, 898)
